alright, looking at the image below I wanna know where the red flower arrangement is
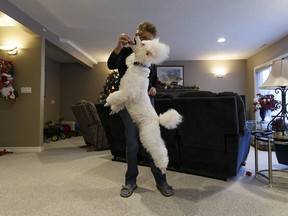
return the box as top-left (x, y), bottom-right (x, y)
top-left (253, 93), bottom-right (280, 111)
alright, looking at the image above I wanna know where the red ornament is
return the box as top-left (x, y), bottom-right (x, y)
top-left (245, 171), bottom-right (252, 176)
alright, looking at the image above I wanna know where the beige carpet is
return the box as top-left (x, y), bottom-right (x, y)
top-left (0, 136), bottom-right (288, 216)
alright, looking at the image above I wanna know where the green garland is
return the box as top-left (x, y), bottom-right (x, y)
top-left (99, 70), bottom-right (120, 103)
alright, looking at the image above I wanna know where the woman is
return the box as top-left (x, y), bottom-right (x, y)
top-left (107, 21), bottom-right (173, 198)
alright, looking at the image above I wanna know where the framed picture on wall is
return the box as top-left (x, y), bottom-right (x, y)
top-left (156, 65), bottom-right (184, 85)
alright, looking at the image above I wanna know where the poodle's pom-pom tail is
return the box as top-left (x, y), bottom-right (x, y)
top-left (159, 109), bottom-right (183, 129)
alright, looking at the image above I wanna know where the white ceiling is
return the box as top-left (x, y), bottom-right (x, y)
top-left (6, 0), bottom-right (288, 63)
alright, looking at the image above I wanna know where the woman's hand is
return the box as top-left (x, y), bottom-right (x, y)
top-left (148, 87), bottom-right (157, 96)
top-left (114, 33), bottom-right (133, 55)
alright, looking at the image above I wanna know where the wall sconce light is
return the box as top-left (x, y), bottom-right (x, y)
top-left (7, 49), bottom-right (18, 55)
top-left (213, 67), bottom-right (226, 78)
top-left (0, 44), bottom-right (18, 55)
top-left (216, 72), bottom-right (224, 78)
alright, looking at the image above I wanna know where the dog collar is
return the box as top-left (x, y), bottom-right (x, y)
top-left (133, 62), bottom-right (149, 68)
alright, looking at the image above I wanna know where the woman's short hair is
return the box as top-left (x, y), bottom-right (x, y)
top-left (136, 22), bottom-right (157, 37)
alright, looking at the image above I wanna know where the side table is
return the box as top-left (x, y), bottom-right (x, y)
top-left (253, 131), bottom-right (288, 187)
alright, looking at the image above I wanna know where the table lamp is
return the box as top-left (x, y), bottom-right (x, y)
top-left (260, 57), bottom-right (288, 136)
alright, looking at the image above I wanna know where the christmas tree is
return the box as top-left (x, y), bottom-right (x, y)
top-left (99, 70), bottom-right (120, 103)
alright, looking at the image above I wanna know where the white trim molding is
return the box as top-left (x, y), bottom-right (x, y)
top-left (1, 146), bottom-right (44, 153)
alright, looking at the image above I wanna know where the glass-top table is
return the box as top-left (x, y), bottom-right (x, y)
top-left (246, 120), bottom-right (269, 132)
top-left (252, 131), bottom-right (288, 187)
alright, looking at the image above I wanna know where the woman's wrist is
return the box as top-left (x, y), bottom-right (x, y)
top-left (114, 45), bottom-right (123, 55)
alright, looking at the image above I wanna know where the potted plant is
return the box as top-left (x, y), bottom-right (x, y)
top-left (271, 118), bottom-right (288, 138)
top-left (253, 93), bottom-right (280, 121)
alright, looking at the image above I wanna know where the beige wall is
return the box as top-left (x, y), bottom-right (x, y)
top-left (164, 60), bottom-right (247, 94)
top-left (0, 26), bottom-right (44, 149)
top-left (246, 35), bottom-right (288, 119)
top-left (59, 62), bottom-right (110, 120)
top-left (44, 58), bottom-right (60, 123)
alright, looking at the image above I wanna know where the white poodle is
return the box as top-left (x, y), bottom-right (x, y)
top-left (105, 36), bottom-right (182, 174)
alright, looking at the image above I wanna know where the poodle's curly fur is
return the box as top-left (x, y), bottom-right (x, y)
top-left (105, 36), bottom-right (182, 173)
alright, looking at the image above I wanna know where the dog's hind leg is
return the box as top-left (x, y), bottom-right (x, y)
top-left (138, 119), bottom-right (169, 174)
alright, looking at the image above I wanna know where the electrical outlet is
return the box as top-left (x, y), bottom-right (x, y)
top-left (21, 87), bottom-right (32, 93)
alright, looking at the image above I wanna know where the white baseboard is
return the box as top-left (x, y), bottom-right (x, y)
top-left (1, 146), bottom-right (44, 153)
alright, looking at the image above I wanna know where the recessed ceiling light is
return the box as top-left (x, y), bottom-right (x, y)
top-left (218, 37), bottom-right (226, 43)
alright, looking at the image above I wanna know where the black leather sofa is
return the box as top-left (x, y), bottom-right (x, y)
top-left (96, 91), bottom-right (251, 180)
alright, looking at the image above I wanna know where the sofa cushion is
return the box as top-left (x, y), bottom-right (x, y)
top-left (218, 92), bottom-right (246, 134)
top-left (173, 96), bottom-right (239, 152)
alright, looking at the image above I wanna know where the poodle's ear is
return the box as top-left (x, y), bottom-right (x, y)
top-left (151, 42), bottom-right (170, 64)
top-left (146, 38), bottom-right (160, 58)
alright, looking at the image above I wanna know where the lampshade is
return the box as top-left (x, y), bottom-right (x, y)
top-left (260, 58), bottom-right (288, 89)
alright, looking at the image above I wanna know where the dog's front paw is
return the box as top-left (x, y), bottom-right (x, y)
top-left (110, 105), bottom-right (124, 114)
top-left (109, 110), bottom-right (116, 115)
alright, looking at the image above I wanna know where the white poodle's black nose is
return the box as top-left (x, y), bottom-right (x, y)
top-left (128, 37), bottom-right (137, 45)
